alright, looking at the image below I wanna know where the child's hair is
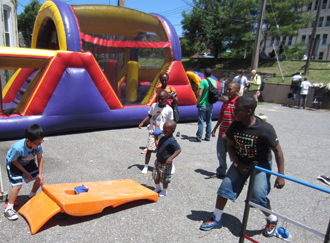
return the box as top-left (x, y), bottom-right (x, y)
top-left (159, 72), bottom-right (169, 79)
top-left (164, 120), bottom-right (177, 133)
top-left (158, 90), bottom-right (168, 97)
top-left (229, 81), bottom-right (240, 91)
top-left (236, 95), bottom-right (257, 113)
top-left (25, 124), bottom-right (44, 142)
top-left (304, 77), bottom-right (308, 81)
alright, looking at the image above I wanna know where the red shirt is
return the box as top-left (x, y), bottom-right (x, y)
top-left (218, 96), bottom-right (238, 138)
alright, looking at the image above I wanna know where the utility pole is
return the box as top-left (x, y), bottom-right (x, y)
top-left (251, 0), bottom-right (267, 71)
top-left (118, 0), bottom-right (125, 7)
top-left (304, 0), bottom-right (322, 74)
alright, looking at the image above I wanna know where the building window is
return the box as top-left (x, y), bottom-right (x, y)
top-left (319, 52), bottom-right (324, 59)
top-left (276, 38), bottom-right (280, 46)
top-left (270, 37), bottom-right (274, 46)
top-left (318, 17), bottom-right (324, 27)
top-left (311, 21), bottom-right (314, 28)
top-left (302, 35), bottom-right (306, 43)
top-left (282, 36), bottom-right (286, 45)
top-left (326, 16), bottom-right (330, 26)
top-left (308, 2), bottom-right (313, 10)
top-left (315, 0), bottom-right (319, 10)
top-left (323, 0), bottom-right (328, 9)
top-left (322, 34), bottom-right (328, 44)
top-left (309, 35), bottom-right (312, 41)
top-left (288, 37), bottom-right (292, 45)
top-left (316, 34), bottom-right (320, 39)
top-left (3, 8), bottom-right (11, 47)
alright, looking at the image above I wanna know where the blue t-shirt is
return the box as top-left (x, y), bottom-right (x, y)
top-left (156, 136), bottom-right (181, 164)
top-left (6, 138), bottom-right (43, 166)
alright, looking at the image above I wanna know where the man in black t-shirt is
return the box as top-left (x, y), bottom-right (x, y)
top-left (200, 96), bottom-right (285, 238)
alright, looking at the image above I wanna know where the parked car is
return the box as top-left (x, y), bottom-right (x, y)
top-left (198, 52), bottom-right (214, 58)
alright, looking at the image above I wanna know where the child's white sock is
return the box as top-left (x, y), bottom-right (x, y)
top-left (214, 208), bottom-right (223, 222)
top-left (159, 188), bottom-right (168, 197)
top-left (28, 192), bottom-right (36, 199)
top-left (141, 165), bottom-right (148, 174)
top-left (267, 214), bottom-right (277, 222)
top-left (6, 203), bottom-right (14, 211)
top-left (154, 184), bottom-right (161, 193)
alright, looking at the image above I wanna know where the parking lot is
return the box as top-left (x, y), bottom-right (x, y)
top-left (0, 103), bottom-right (329, 242)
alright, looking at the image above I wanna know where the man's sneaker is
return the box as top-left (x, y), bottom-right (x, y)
top-left (4, 209), bottom-right (18, 221)
top-left (317, 175), bottom-right (330, 186)
top-left (200, 218), bottom-right (223, 231)
top-left (263, 217), bottom-right (279, 237)
top-left (141, 148), bottom-right (148, 154)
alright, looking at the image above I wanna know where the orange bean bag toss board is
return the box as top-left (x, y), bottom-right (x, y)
top-left (18, 179), bottom-right (158, 234)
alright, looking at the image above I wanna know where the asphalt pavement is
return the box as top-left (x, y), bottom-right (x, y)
top-left (0, 103), bottom-right (329, 243)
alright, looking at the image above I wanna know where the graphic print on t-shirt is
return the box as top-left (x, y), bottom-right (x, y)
top-left (234, 133), bottom-right (258, 158)
top-left (152, 111), bottom-right (164, 130)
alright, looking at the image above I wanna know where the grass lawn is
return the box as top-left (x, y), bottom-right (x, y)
top-left (182, 58), bottom-right (330, 85)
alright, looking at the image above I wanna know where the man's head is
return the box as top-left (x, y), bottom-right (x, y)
top-left (251, 70), bottom-right (257, 77)
top-left (157, 90), bottom-right (168, 107)
top-left (159, 72), bottom-right (169, 88)
top-left (25, 124), bottom-right (44, 148)
top-left (227, 82), bottom-right (240, 100)
top-left (239, 70), bottom-right (244, 77)
top-left (234, 95), bottom-right (257, 122)
top-left (304, 77), bottom-right (308, 81)
top-left (204, 67), bottom-right (212, 78)
top-left (163, 120), bottom-right (177, 137)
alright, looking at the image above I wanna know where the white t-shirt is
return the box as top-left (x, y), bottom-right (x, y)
top-left (148, 103), bottom-right (173, 133)
top-left (300, 81), bottom-right (312, 95)
top-left (233, 75), bottom-right (248, 93)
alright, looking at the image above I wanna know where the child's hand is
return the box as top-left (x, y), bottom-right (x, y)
top-left (221, 134), bottom-right (227, 140)
top-left (138, 123), bottom-right (143, 129)
top-left (38, 174), bottom-right (44, 185)
top-left (25, 172), bottom-right (33, 181)
top-left (211, 130), bottom-right (216, 137)
top-left (165, 158), bottom-right (173, 166)
top-left (274, 177), bottom-right (285, 189)
top-left (237, 163), bottom-right (250, 175)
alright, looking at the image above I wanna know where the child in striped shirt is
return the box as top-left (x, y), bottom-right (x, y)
top-left (211, 82), bottom-right (240, 178)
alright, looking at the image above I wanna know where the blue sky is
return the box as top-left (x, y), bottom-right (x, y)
top-left (16, 0), bottom-right (194, 37)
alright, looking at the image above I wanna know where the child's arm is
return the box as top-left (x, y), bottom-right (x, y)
top-left (165, 149), bottom-right (181, 166)
top-left (138, 114), bottom-right (152, 129)
top-left (36, 154), bottom-right (44, 185)
top-left (211, 116), bottom-right (223, 137)
top-left (154, 135), bottom-right (159, 149)
top-left (11, 160), bottom-right (34, 181)
top-left (271, 143), bottom-right (285, 189)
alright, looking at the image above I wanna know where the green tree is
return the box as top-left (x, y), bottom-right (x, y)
top-left (17, 0), bottom-right (42, 47)
top-left (262, 0), bottom-right (314, 48)
top-left (180, 38), bottom-right (198, 57)
top-left (181, 0), bottom-right (259, 60)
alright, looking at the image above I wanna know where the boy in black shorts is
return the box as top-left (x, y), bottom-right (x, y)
top-left (153, 120), bottom-right (181, 197)
top-left (4, 124), bottom-right (45, 220)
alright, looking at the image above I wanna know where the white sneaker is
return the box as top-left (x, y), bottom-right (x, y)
top-left (141, 166), bottom-right (148, 174)
top-left (159, 189), bottom-right (167, 197)
top-left (171, 163), bottom-right (175, 175)
top-left (4, 209), bottom-right (18, 220)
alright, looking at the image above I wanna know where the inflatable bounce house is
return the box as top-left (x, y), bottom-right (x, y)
top-left (0, 0), bottom-right (222, 139)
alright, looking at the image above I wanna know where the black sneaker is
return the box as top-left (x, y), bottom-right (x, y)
top-left (317, 175), bottom-right (330, 186)
top-left (4, 209), bottom-right (18, 221)
top-left (263, 217), bottom-right (279, 237)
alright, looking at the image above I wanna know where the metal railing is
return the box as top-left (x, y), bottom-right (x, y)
top-left (239, 162), bottom-right (330, 243)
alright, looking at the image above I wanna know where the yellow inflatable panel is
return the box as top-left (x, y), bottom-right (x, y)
top-left (126, 61), bottom-right (139, 102)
